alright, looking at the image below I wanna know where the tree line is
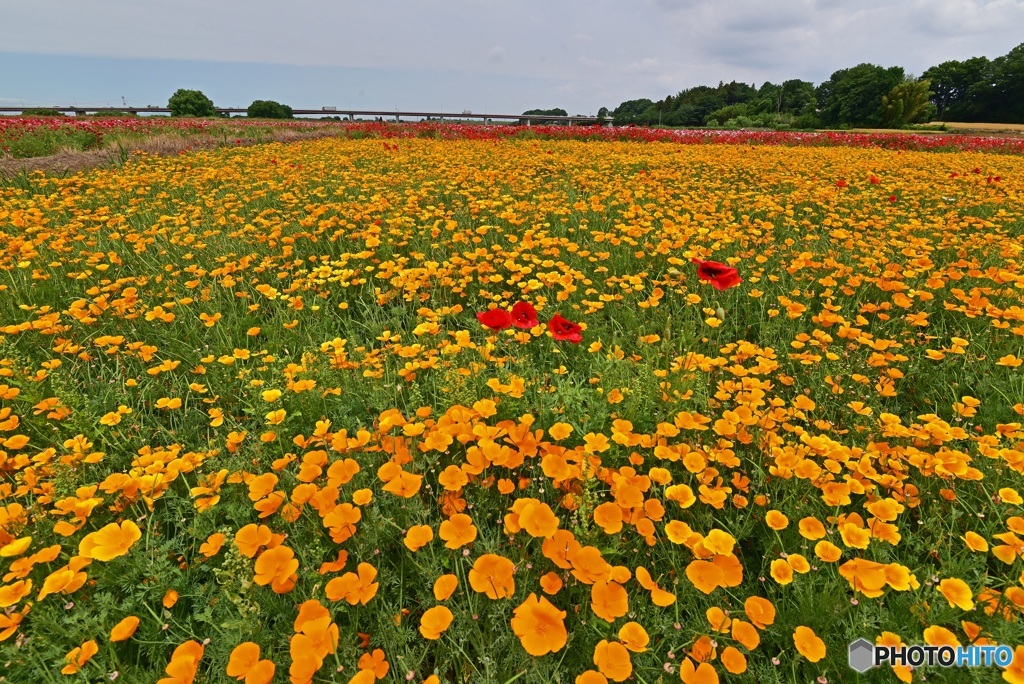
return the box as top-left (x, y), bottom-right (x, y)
top-left (167, 90), bottom-right (295, 119)
top-left (602, 42), bottom-right (1024, 129)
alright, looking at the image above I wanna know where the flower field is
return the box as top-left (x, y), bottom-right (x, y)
top-left (0, 130), bottom-right (1023, 683)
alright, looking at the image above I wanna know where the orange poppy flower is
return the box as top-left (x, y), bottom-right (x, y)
top-left (110, 615), bottom-right (140, 642)
top-left (157, 640), bottom-right (204, 684)
top-left (234, 524), bottom-right (273, 558)
top-left (469, 554), bottom-right (515, 599)
top-left (419, 605), bottom-right (454, 640)
top-left (569, 546), bottom-right (613, 585)
top-left (318, 550), bottom-right (349, 574)
top-left (404, 525), bottom-right (434, 552)
top-left (798, 517), bottom-right (826, 540)
top-left (199, 533), bottom-right (226, 558)
top-left (253, 545), bottom-right (299, 593)
top-left (770, 559), bottom-right (794, 585)
top-left (540, 571), bottom-right (563, 595)
top-left (348, 671), bottom-right (375, 684)
top-left (593, 503), bottom-right (623, 534)
top-left (703, 529), bottom-right (736, 555)
top-left (61, 640), bottom-right (98, 675)
top-left (744, 596), bottom-right (776, 629)
top-left (765, 510), bottom-right (789, 530)
top-left (438, 513), bottom-right (477, 549)
top-left (438, 465), bottom-right (468, 491)
top-left (721, 646), bottom-right (747, 674)
top-left (433, 573), bottom-right (458, 601)
top-left (938, 578), bottom-right (974, 610)
top-left (519, 501), bottom-right (560, 538)
top-left (731, 619), bottom-right (760, 650)
top-left (576, 672), bottom-right (609, 684)
top-left (680, 659), bottom-right (719, 684)
top-left (923, 625), bottom-right (961, 647)
top-left (163, 589), bottom-right (179, 609)
top-left (510, 593), bottom-right (567, 656)
top-left (712, 553), bottom-right (743, 587)
top-left (814, 540), bottom-right (842, 563)
top-left (37, 557), bottom-right (90, 600)
top-left (788, 554), bottom-right (811, 574)
top-left (617, 622), bottom-right (649, 652)
top-left (1001, 646), bottom-right (1024, 684)
top-left (706, 607), bottom-right (730, 632)
top-left (634, 566), bottom-right (676, 606)
top-left (591, 580), bottom-right (629, 622)
top-left (325, 562), bottom-right (379, 605)
top-left (838, 558), bottom-right (888, 597)
top-left (382, 470), bottom-right (423, 498)
top-left (358, 648), bottom-right (389, 679)
top-left (542, 530), bottom-right (581, 570)
top-left (962, 531), bottom-right (988, 552)
top-left (793, 626), bottom-right (826, 662)
top-left (593, 640), bottom-right (632, 682)
top-left (78, 520), bottom-right (141, 561)
top-left (686, 560), bottom-right (724, 594)
top-left (323, 503), bottom-right (362, 544)
top-left (226, 642), bottom-right (276, 684)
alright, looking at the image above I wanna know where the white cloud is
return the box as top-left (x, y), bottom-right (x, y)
top-left (1, 0), bottom-right (1022, 115)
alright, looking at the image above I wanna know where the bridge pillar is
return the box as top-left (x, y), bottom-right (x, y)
top-left (348, 113), bottom-right (354, 122)
top-left (525, 119), bottom-right (531, 126)
top-left (395, 114), bottom-right (400, 123)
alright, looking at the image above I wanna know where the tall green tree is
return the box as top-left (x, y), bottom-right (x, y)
top-left (247, 100), bottom-right (294, 119)
top-left (983, 42), bottom-right (1024, 123)
top-left (922, 57), bottom-right (992, 120)
top-left (778, 80), bottom-right (817, 115)
top-left (611, 99), bottom-right (654, 125)
top-left (816, 64), bottom-right (905, 127)
top-left (168, 89), bottom-right (216, 117)
top-left (882, 79), bottom-right (935, 128)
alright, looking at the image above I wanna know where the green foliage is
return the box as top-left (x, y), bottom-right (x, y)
top-left (923, 57), bottom-right (993, 121)
top-left (168, 89), bottom-right (216, 117)
top-left (21, 108), bottom-right (66, 117)
top-left (607, 41), bottom-right (1024, 128)
top-left (816, 63), bottom-right (906, 127)
top-left (2, 127), bottom-right (101, 158)
top-left (982, 42), bottom-right (1024, 123)
top-left (246, 100), bottom-right (294, 119)
top-left (522, 108), bottom-right (567, 117)
top-left (882, 79), bottom-right (936, 128)
top-left (610, 99), bottom-right (654, 125)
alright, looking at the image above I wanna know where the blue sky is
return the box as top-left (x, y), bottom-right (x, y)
top-left (2, 0), bottom-right (1023, 115)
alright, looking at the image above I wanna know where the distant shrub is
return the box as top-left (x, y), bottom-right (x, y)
top-left (22, 108), bottom-right (65, 117)
top-left (168, 89), bottom-right (216, 117)
top-left (247, 100), bottom-right (294, 119)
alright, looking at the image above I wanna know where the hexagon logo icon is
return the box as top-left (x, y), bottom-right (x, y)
top-left (848, 638), bottom-right (875, 673)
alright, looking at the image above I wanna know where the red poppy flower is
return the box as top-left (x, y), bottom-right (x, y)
top-left (477, 308), bottom-right (513, 330)
top-left (548, 314), bottom-right (582, 343)
top-left (511, 302), bottom-right (539, 329)
top-left (691, 258), bottom-right (742, 291)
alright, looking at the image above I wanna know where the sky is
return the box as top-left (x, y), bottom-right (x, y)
top-left (1, 0), bottom-right (1023, 115)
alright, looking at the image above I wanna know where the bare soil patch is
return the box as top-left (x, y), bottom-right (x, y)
top-left (932, 121), bottom-right (1024, 136)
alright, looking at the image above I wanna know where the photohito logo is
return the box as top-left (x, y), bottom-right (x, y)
top-left (848, 638), bottom-right (1013, 673)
